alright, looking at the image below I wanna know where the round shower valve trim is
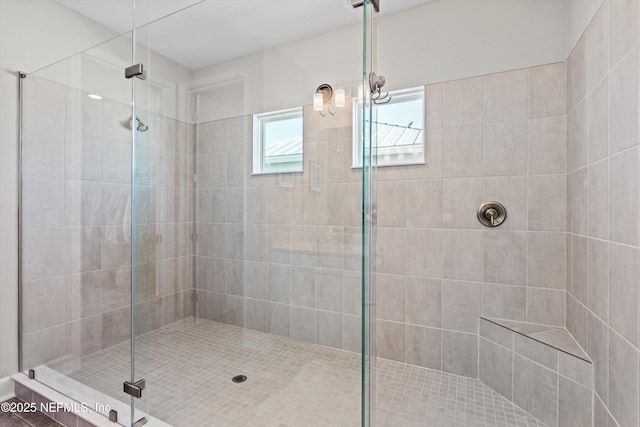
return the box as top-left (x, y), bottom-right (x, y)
top-left (477, 202), bottom-right (507, 227)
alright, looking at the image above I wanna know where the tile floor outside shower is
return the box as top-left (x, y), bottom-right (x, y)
top-left (48, 317), bottom-right (545, 427)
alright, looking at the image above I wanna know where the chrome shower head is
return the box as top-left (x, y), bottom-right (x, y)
top-left (122, 116), bottom-right (149, 132)
top-left (135, 116), bottom-right (149, 132)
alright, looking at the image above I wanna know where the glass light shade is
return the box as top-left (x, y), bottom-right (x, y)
top-left (314, 92), bottom-right (324, 111)
top-left (335, 88), bottom-right (345, 107)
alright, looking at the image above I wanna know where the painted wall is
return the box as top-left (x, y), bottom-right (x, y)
top-left (189, 0), bottom-right (572, 122)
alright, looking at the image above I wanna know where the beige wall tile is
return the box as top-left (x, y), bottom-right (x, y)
top-left (587, 238), bottom-right (609, 321)
top-left (528, 174), bottom-right (566, 231)
top-left (442, 331), bottom-right (478, 377)
top-left (588, 312), bottom-right (609, 404)
top-left (377, 320), bottom-right (405, 363)
top-left (609, 149), bottom-right (639, 246)
top-left (442, 230), bottom-right (482, 281)
top-left (290, 306), bottom-right (316, 344)
top-left (482, 283), bottom-right (526, 321)
top-left (567, 99), bottom-right (588, 171)
top-left (442, 177), bottom-right (482, 229)
top-left (405, 179), bottom-right (442, 228)
top-left (609, 243), bottom-right (639, 346)
top-left (513, 355), bottom-right (558, 427)
top-left (483, 69), bottom-right (528, 123)
top-left (608, 330), bottom-right (639, 427)
top-left (443, 125), bottom-right (482, 178)
top-left (377, 180), bottom-right (406, 227)
top-left (529, 62), bottom-right (567, 119)
top-left (425, 83), bottom-right (443, 130)
top-left (558, 376), bottom-right (593, 427)
top-left (406, 325), bottom-right (441, 369)
top-left (479, 338), bottom-right (513, 399)
top-left (442, 280), bottom-right (481, 333)
top-left (528, 116), bottom-right (567, 175)
top-left (528, 232), bottom-right (565, 289)
top-left (483, 121), bottom-right (527, 176)
top-left (609, 0), bottom-right (639, 65)
top-left (609, 47), bottom-right (639, 155)
top-left (406, 277), bottom-right (442, 328)
top-left (404, 229), bottom-right (443, 279)
top-left (526, 287), bottom-right (565, 326)
top-left (567, 36), bottom-right (588, 111)
top-left (376, 274), bottom-right (406, 322)
top-left (587, 2), bottom-right (610, 89)
top-left (588, 78), bottom-right (609, 163)
top-left (442, 77), bottom-right (483, 127)
top-left (483, 230), bottom-right (526, 286)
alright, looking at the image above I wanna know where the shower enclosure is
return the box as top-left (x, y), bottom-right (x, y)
top-left (18, 1), bottom-right (378, 426)
top-left (15, 0), bottom-right (636, 426)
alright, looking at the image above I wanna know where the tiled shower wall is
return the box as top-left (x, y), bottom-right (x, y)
top-left (374, 63), bottom-right (567, 378)
top-left (194, 108), bottom-right (365, 353)
top-left (194, 61), bottom-right (568, 378)
top-left (21, 76), bottom-right (195, 370)
top-left (565, 1), bottom-right (640, 426)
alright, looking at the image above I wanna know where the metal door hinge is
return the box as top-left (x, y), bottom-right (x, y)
top-left (123, 379), bottom-right (146, 398)
top-left (125, 64), bottom-right (147, 80)
top-left (28, 369), bottom-right (35, 379)
top-left (109, 409), bottom-right (118, 423)
top-left (134, 417), bottom-right (148, 427)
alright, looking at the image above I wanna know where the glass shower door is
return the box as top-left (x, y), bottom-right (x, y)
top-left (128, 24), bottom-right (154, 427)
top-left (361, 1), bottom-right (378, 426)
top-left (19, 31), bottom-right (143, 426)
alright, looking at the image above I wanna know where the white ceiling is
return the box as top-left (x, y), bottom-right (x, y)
top-left (56, 0), bottom-right (435, 70)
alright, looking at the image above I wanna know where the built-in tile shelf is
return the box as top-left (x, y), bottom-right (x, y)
top-left (481, 316), bottom-right (589, 362)
top-left (479, 317), bottom-right (593, 427)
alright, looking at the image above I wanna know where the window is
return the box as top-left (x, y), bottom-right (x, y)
top-left (253, 107), bottom-right (303, 174)
top-left (353, 86), bottom-right (425, 167)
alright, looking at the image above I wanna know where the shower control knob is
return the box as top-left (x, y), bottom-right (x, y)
top-left (477, 202), bottom-right (507, 227)
top-left (485, 208), bottom-right (498, 225)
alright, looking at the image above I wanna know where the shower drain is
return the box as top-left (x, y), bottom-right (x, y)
top-left (232, 375), bottom-right (247, 383)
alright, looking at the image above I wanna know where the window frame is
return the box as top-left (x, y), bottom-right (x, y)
top-left (252, 107), bottom-right (304, 175)
top-left (352, 86), bottom-right (426, 168)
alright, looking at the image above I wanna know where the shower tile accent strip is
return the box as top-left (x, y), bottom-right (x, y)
top-left (479, 318), bottom-right (593, 427)
top-left (30, 317), bottom-right (545, 427)
top-left (481, 317), bottom-right (589, 361)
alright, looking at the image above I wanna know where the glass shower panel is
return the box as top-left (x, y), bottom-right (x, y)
top-left (19, 32), bottom-right (137, 425)
top-left (129, 26), bottom-right (150, 427)
top-left (128, 1), bottom-right (373, 425)
top-left (361, 3), bottom-right (378, 426)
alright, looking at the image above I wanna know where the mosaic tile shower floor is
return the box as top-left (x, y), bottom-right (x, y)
top-left (51, 317), bottom-right (545, 427)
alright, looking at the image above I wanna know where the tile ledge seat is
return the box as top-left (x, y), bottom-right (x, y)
top-left (480, 316), bottom-right (591, 362)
